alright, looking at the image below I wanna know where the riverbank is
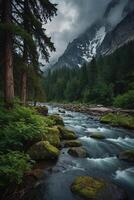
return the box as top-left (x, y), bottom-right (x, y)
top-left (0, 104), bottom-right (84, 200)
top-left (51, 103), bottom-right (134, 117)
top-left (48, 103), bottom-right (134, 129)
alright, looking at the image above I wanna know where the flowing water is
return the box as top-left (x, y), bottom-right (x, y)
top-left (37, 105), bottom-right (134, 200)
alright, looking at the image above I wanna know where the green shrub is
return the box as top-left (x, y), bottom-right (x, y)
top-left (100, 113), bottom-right (134, 129)
top-left (0, 105), bottom-right (55, 152)
top-left (0, 151), bottom-right (33, 186)
top-left (113, 90), bottom-right (134, 109)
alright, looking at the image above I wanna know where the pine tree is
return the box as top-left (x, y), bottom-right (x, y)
top-left (1, 0), bottom-right (14, 107)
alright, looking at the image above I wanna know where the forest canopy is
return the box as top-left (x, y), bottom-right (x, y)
top-left (44, 41), bottom-right (134, 108)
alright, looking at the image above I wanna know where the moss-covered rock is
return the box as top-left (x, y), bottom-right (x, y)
top-left (48, 115), bottom-right (64, 126)
top-left (45, 127), bottom-right (61, 148)
top-left (35, 106), bottom-right (48, 116)
top-left (63, 140), bottom-right (82, 148)
top-left (57, 126), bottom-right (77, 140)
top-left (71, 176), bottom-right (127, 200)
top-left (118, 150), bottom-right (134, 162)
top-left (90, 133), bottom-right (105, 140)
top-left (28, 141), bottom-right (59, 160)
top-left (100, 113), bottom-right (134, 129)
top-left (68, 147), bottom-right (88, 158)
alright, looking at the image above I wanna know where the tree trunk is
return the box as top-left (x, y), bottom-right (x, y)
top-left (20, 0), bottom-right (29, 105)
top-left (2, 0), bottom-right (14, 107)
top-left (21, 42), bottom-right (28, 105)
top-left (21, 70), bottom-right (27, 105)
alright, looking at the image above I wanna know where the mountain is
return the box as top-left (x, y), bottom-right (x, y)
top-left (97, 10), bottom-right (134, 56)
top-left (52, 0), bottom-right (134, 70)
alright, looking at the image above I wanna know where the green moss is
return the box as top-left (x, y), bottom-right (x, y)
top-left (90, 133), bottom-right (105, 140)
top-left (48, 115), bottom-right (64, 126)
top-left (35, 106), bottom-right (48, 116)
top-left (100, 113), bottom-right (134, 129)
top-left (118, 149), bottom-right (134, 162)
top-left (68, 147), bottom-right (88, 158)
top-left (45, 127), bottom-right (60, 147)
top-left (71, 176), bottom-right (105, 199)
top-left (28, 141), bottom-right (60, 160)
top-left (63, 140), bottom-right (82, 147)
top-left (57, 126), bottom-right (77, 140)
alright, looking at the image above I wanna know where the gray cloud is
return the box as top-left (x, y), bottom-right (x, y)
top-left (45, 0), bottom-right (111, 65)
top-left (107, 0), bottom-right (128, 26)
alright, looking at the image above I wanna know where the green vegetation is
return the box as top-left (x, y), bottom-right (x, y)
top-left (48, 115), bottom-right (64, 126)
top-left (0, 151), bottom-right (33, 186)
top-left (63, 140), bottom-right (82, 147)
top-left (68, 147), bottom-right (88, 158)
top-left (113, 90), bottom-right (134, 109)
top-left (28, 141), bottom-right (60, 161)
top-left (71, 176), bottom-right (105, 199)
top-left (90, 133), bottom-right (106, 140)
top-left (100, 113), bottom-right (134, 129)
top-left (0, 104), bottom-right (58, 188)
top-left (118, 150), bottom-right (134, 162)
top-left (44, 41), bottom-right (134, 108)
top-left (45, 127), bottom-right (61, 147)
top-left (0, 105), bottom-right (54, 152)
top-left (57, 126), bottom-right (77, 140)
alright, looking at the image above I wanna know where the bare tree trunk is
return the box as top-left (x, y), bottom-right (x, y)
top-left (21, 70), bottom-right (27, 105)
top-left (21, 43), bottom-right (27, 105)
top-left (2, 0), bottom-right (14, 107)
top-left (20, 0), bottom-right (29, 105)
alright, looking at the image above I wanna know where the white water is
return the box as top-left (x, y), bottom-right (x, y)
top-left (39, 104), bottom-right (134, 200)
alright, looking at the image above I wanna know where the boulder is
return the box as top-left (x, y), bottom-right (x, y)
top-left (26, 169), bottom-right (44, 180)
top-left (28, 141), bottom-right (59, 160)
top-left (57, 126), bottom-right (77, 140)
top-left (58, 109), bottom-right (66, 113)
top-left (63, 140), bottom-right (82, 148)
top-left (48, 115), bottom-right (64, 126)
top-left (90, 133), bottom-right (105, 140)
top-left (71, 176), bottom-right (127, 200)
top-left (118, 150), bottom-right (134, 162)
top-left (45, 127), bottom-right (61, 148)
top-left (68, 147), bottom-right (89, 158)
top-left (35, 106), bottom-right (48, 116)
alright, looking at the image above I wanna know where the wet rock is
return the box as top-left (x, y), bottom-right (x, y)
top-left (26, 169), bottom-right (44, 180)
top-left (68, 147), bottom-right (89, 158)
top-left (63, 140), bottom-right (82, 148)
top-left (71, 176), bottom-right (127, 200)
top-left (118, 150), bottom-right (134, 162)
top-left (66, 114), bottom-right (73, 118)
top-left (57, 126), bottom-right (77, 140)
top-left (58, 109), bottom-right (66, 113)
top-left (35, 106), bottom-right (48, 116)
top-left (48, 115), bottom-right (64, 126)
top-left (28, 141), bottom-right (60, 160)
top-left (45, 127), bottom-right (61, 148)
top-left (90, 133), bottom-right (106, 140)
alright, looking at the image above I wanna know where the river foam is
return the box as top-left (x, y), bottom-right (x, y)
top-left (114, 167), bottom-right (134, 186)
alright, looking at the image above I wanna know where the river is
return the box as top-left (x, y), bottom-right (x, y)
top-left (37, 105), bottom-right (134, 200)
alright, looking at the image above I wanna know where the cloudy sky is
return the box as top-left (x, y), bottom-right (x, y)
top-left (45, 0), bottom-right (112, 66)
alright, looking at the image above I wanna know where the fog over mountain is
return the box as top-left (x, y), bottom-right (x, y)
top-left (46, 0), bottom-right (129, 67)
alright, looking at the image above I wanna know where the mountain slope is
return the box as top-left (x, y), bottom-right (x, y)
top-left (97, 10), bottom-right (134, 56)
top-left (52, 20), bottom-right (109, 69)
top-left (51, 0), bottom-right (134, 70)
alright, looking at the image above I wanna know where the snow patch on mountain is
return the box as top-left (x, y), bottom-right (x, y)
top-left (80, 26), bottom-right (106, 64)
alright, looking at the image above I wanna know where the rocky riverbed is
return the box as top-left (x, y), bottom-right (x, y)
top-left (33, 104), bottom-right (134, 200)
